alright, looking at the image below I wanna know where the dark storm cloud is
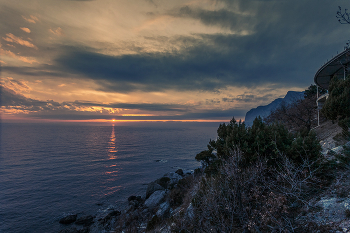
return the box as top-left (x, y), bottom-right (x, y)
top-left (174, 6), bottom-right (253, 31)
top-left (54, 45), bottom-right (231, 92)
top-left (50, 1), bottom-right (350, 93)
top-left (3, 65), bottom-right (67, 77)
top-left (52, 32), bottom-right (319, 93)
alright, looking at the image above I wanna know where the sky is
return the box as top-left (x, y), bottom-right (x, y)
top-left (1, 0), bottom-right (350, 123)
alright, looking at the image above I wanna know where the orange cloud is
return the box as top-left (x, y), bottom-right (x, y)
top-left (22, 15), bottom-right (39, 23)
top-left (18, 56), bottom-right (38, 64)
top-left (0, 47), bottom-right (38, 64)
top-left (6, 44), bottom-right (16, 48)
top-left (0, 107), bottom-right (32, 115)
top-left (2, 77), bottom-right (32, 94)
top-left (2, 33), bottom-right (38, 49)
top-left (2, 49), bottom-right (16, 57)
top-left (20, 27), bottom-right (31, 33)
top-left (49, 27), bottom-right (64, 36)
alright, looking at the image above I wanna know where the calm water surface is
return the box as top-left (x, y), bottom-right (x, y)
top-left (0, 122), bottom-right (219, 233)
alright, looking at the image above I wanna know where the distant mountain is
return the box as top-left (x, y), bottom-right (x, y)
top-left (244, 91), bottom-right (304, 126)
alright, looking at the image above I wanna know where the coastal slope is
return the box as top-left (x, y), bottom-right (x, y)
top-left (245, 91), bottom-right (304, 126)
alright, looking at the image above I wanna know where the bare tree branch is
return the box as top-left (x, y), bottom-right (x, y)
top-left (337, 6), bottom-right (350, 24)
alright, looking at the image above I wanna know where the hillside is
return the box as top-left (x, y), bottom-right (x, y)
top-left (245, 91), bottom-right (304, 126)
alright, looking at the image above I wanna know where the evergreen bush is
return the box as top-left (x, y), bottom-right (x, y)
top-left (196, 117), bottom-right (322, 175)
top-left (322, 76), bottom-right (350, 136)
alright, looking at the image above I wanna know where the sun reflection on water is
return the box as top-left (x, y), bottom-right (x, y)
top-left (107, 124), bottom-right (118, 158)
top-left (102, 124), bottom-right (121, 196)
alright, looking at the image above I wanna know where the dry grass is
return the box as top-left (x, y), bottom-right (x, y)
top-left (170, 151), bottom-right (327, 233)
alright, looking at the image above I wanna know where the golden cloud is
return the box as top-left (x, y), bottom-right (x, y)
top-left (49, 27), bottom-right (64, 36)
top-left (0, 47), bottom-right (38, 64)
top-left (2, 33), bottom-right (38, 49)
top-left (18, 56), bottom-right (38, 64)
top-left (2, 77), bottom-right (32, 94)
top-left (6, 44), bottom-right (16, 48)
top-left (22, 15), bottom-right (39, 24)
top-left (20, 27), bottom-right (31, 33)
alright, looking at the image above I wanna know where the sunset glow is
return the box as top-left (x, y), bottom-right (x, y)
top-left (1, 0), bottom-right (348, 122)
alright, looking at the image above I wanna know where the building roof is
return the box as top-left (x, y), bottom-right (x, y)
top-left (314, 49), bottom-right (350, 89)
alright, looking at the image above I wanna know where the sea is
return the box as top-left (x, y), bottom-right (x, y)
top-left (0, 121), bottom-right (220, 233)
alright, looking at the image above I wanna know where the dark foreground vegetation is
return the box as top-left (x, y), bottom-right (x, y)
top-left (322, 77), bottom-right (350, 137)
top-left (177, 118), bottom-right (341, 232)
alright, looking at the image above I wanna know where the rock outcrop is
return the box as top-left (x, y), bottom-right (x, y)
top-left (245, 91), bottom-right (304, 126)
top-left (58, 169), bottom-right (195, 233)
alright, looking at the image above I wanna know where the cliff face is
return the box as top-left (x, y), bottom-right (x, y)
top-left (244, 91), bottom-right (304, 126)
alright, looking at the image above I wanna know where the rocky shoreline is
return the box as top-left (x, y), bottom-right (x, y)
top-left (58, 168), bottom-right (196, 233)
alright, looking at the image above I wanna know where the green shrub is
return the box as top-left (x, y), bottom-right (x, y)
top-left (196, 117), bottom-right (322, 175)
top-left (321, 76), bottom-right (350, 136)
top-left (287, 130), bottom-right (322, 166)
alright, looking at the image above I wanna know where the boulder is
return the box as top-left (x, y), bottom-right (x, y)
top-left (75, 215), bottom-right (94, 226)
top-left (156, 177), bottom-right (171, 189)
top-left (156, 201), bottom-right (171, 218)
top-left (59, 214), bottom-right (77, 224)
top-left (146, 182), bottom-right (165, 198)
top-left (163, 172), bottom-right (182, 186)
top-left (175, 169), bottom-right (184, 176)
top-left (144, 190), bottom-right (166, 209)
top-left (98, 210), bottom-right (121, 224)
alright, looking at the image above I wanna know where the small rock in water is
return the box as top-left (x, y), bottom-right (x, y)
top-left (175, 169), bottom-right (184, 176)
top-left (75, 215), bottom-right (94, 226)
top-left (155, 159), bottom-right (167, 163)
top-left (59, 214), bottom-right (77, 224)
